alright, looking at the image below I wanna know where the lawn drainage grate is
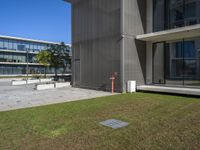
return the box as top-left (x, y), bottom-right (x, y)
top-left (100, 119), bottom-right (129, 129)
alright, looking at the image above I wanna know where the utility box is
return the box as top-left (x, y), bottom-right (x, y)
top-left (127, 81), bottom-right (136, 93)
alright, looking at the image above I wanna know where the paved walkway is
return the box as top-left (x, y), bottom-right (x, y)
top-left (0, 80), bottom-right (113, 112)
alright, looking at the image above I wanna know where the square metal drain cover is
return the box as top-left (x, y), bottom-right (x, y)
top-left (100, 119), bottom-right (129, 129)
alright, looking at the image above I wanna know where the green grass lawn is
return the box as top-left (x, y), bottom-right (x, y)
top-left (0, 93), bottom-right (200, 150)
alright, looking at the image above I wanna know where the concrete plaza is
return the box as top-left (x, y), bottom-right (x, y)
top-left (0, 79), bottom-right (113, 112)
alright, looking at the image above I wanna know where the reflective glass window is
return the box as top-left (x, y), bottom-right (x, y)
top-left (3, 39), bottom-right (8, 49)
top-left (30, 43), bottom-right (34, 51)
top-left (175, 42), bottom-right (183, 58)
top-left (154, 37), bottom-right (200, 87)
top-left (0, 39), bottom-right (3, 49)
top-left (0, 52), bottom-right (4, 62)
top-left (154, 0), bottom-right (200, 31)
top-left (168, 0), bottom-right (184, 28)
top-left (24, 42), bottom-right (30, 50)
top-left (184, 41), bottom-right (195, 58)
top-left (41, 44), bottom-right (44, 50)
top-left (43, 44), bottom-right (47, 50)
top-left (17, 45), bottom-right (25, 51)
top-left (33, 43), bottom-right (38, 51)
top-left (38, 44), bottom-right (42, 51)
top-left (13, 40), bottom-right (17, 50)
top-left (8, 40), bottom-right (13, 50)
top-left (153, 0), bottom-right (165, 32)
top-left (16, 41), bottom-right (25, 51)
top-left (0, 66), bottom-right (3, 74)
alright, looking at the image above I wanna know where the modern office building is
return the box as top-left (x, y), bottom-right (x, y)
top-left (0, 35), bottom-right (71, 75)
top-left (66, 0), bottom-right (200, 92)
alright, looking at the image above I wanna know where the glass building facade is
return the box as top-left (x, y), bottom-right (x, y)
top-left (153, 0), bottom-right (200, 87)
top-left (0, 36), bottom-right (71, 75)
top-left (0, 38), bottom-right (49, 52)
top-left (153, 0), bottom-right (200, 32)
top-left (153, 38), bottom-right (200, 87)
top-left (0, 51), bottom-right (37, 63)
top-left (0, 64), bottom-right (66, 75)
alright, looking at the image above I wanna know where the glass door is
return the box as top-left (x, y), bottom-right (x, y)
top-left (165, 40), bottom-right (184, 86)
top-left (154, 38), bottom-right (200, 88)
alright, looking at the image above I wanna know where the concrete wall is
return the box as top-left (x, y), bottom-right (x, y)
top-left (153, 43), bottom-right (165, 84)
top-left (121, 0), bottom-right (147, 91)
top-left (70, 0), bottom-right (149, 92)
top-left (71, 0), bottom-right (121, 91)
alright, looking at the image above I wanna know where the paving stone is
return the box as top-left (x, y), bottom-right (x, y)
top-left (0, 80), bottom-right (113, 111)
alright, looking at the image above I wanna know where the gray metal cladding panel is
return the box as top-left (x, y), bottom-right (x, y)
top-left (72, 0), bottom-right (121, 43)
top-left (73, 45), bottom-right (80, 59)
top-left (80, 36), bottom-right (121, 91)
top-left (72, 44), bottom-right (81, 86)
top-left (74, 60), bottom-right (80, 85)
top-left (71, 0), bottom-right (121, 91)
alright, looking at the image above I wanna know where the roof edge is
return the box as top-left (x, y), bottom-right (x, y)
top-left (0, 34), bottom-right (71, 46)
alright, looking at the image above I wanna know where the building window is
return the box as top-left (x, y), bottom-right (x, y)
top-left (24, 42), bottom-right (30, 50)
top-left (33, 43), bottom-right (38, 52)
top-left (153, 0), bottom-right (200, 31)
top-left (3, 39), bottom-right (8, 49)
top-left (30, 43), bottom-right (34, 51)
top-left (153, 0), bottom-right (165, 32)
top-left (168, 0), bottom-right (184, 28)
top-left (0, 39), bottom-right (3, 49)
top-left (13, 40), bottom-right (17, 50)
top-left (17, 45), bottom-right (26, 51)
top-left (184, 41), bottom-right (196, 58)
top-left (8, 40), bottom-right (13, 50)
top-left (153, 37), bottom-right (200, 87)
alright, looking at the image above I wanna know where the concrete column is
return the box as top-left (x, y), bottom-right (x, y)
top-left (146, 0), bottom-right (153, 84)
top-left (146, 0), bottom-right (153, 33)
top-left (146, 42), bottom-right (153, 84)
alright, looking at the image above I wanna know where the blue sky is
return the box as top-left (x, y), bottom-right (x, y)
top-left (0, 0), bottom-right (71, 44)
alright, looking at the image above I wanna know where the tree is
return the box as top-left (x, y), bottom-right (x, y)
top-left (60, 44), bottom-right (71, 74)
top-left (36, 42), bottom-right (71, 78)
top-left (36, 50), bottom-right (51, 77)
top-left (48, 42), bottom-right (71, 77)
